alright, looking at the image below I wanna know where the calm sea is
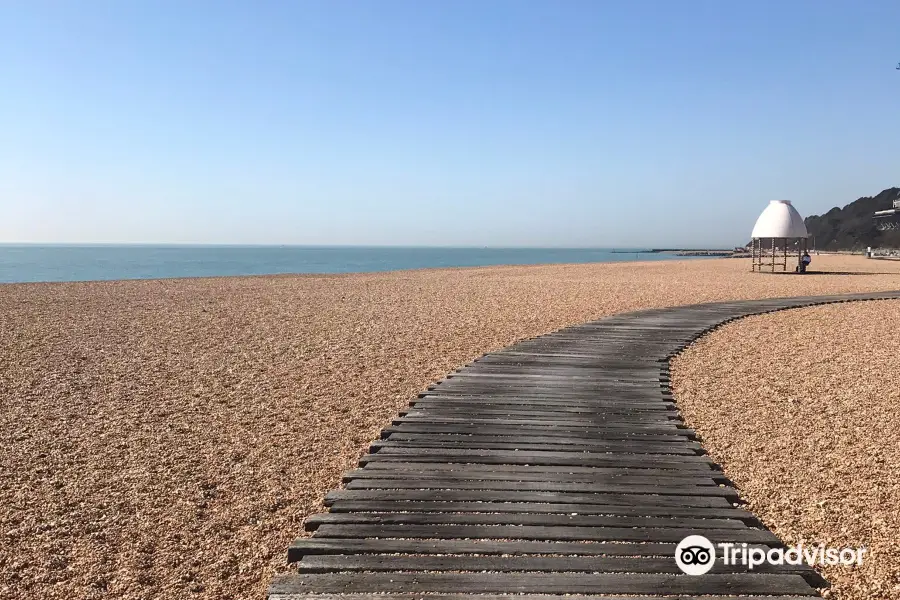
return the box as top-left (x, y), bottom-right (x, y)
top-left (0, 245), bottom-right (705, 284)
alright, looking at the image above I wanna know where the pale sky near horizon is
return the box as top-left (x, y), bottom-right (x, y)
top-left (2, 0), bottom-right (899, 247)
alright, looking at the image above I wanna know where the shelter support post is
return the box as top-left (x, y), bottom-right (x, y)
top-left (771, 238), bottom-right (776, 273)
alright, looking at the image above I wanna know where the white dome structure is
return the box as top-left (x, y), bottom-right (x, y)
top-left (749, 200), bottom-right (811, 273)
top-left (750, 200), bottom-right (809, 239)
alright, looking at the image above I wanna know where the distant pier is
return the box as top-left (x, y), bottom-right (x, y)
top-left (612, 249), bottom-right (745, 257)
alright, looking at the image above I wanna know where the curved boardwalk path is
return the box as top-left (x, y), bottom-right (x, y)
top-left (269, 290), bottom-right (900, 600)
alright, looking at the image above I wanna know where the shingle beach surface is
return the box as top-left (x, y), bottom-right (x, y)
top-left (672, 298), bottom-right (900, 600)
top-left (1, 255), bottom-right (899, 600)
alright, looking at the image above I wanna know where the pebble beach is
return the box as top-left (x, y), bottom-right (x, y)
top-left (673, 299), bottom-right (900, 600)
top-left (2, 255), bottom-right (900, 600)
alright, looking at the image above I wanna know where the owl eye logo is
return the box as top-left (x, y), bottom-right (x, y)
top-left (675, 535), bottom-right (716, 575)
top-left (679, 546), bottom-right (712, 565)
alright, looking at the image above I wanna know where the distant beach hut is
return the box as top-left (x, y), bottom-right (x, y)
top-left (750, 200), bottom-right (809, 272)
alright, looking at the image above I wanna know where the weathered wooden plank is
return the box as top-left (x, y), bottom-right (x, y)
top-left (509, 348), bottom-right (658, 355)
top-left (324, 489), bottom-right (736, 508)
top-left (371, 440), bottom-right (699, 455)
top-left (458, 369), bottom-right (664, 378)
top-left (373, 438), bottom-right (699, 454)
top-left (343, 478), bottom-right (739, 499)
top-left (303, 511), bottom-right (747, 530)
top-left (324, 500), bottom-right (754, 521)
top-left (287, 537), bottom-right (683, 559)
top-left (411, 403), bottom-right (677, 413)
top-left (381, 431), bottom-right (698, 446)
top-left (453, 363), bottom-right (663, 371)
top-left (401, 408), bottom-right (679, 422)
top-left (383, 424), bottom-right (693, 442)
top-left (269, 572), bottom-right (817, 595)
top-left (412, 394), bottom-right (671, 404)
top-left (413, 394), bottom-right (670, 403)
top-left (344, 468), bottom-right (718, 485)
top-left (445, 373), bottom-right (663, 382)
top-left (440, 379), bottom-right (666, 388)
top-left (381, 433), bottom-right (701, 450)
top-left (271, 594), bottom-right (814, 600)
top-left (360, 449), bottom-right (711, 469)
top-left (398, 413), bottom-right (678, 425)
top-left (474, 354), bottom-right (665, 361)
top-left (370, 446), bottom-right (698, 456)
top-left (310, 524), bottom-right (776, 545)
top-left (417, 390), bottom-right (670, 399)
top-left (406, 405), bottom-right (674, 415)
top-left (355, 461), bottom-right (718, 476)
top-left (421, 388), bottom-right (669, 395)
top-left (390, 417), bottom-right (689, 432)
top-left (470, 357), bottom-right (664, 364)
top-left (293, 554), bottom-right (821, 580)
top-left (430, 383), bottom-right (666, 393)
top-left (359, 455), bottom-right (714, 470)
top-left (412, 402), bottom-right (669, 412)
top-left (420, 390), bottom-right (672, 400)
top-left (484, 344), bottom-right (674, 351)
top-left (415, 397), bottom-right (676, 407)
top-left (285, 537), bottom-right (789, 561)
top-left (370, 447), bottom-right (707, 459)
top-left (308, 523), bottom-right (779, 543)
top-left (410, 399), bottom-right (677, 411)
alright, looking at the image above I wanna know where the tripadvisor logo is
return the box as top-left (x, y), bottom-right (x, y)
top-left (675, 535), bottom-right (716, 575)
top-left (675, 535), bottom-right (867, 576)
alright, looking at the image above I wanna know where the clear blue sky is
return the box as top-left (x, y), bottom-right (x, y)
top-left (2, 0), bottom-right (899, 247)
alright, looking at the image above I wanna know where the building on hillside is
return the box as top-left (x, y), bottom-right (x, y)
top-left (873, 193), bottom-right (900, 231)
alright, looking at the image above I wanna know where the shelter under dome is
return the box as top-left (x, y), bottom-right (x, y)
top-left (750, 200), bottom-right (810, 272)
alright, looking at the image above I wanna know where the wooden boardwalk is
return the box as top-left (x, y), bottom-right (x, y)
top-left (269, 291), bottom-right (900, 600)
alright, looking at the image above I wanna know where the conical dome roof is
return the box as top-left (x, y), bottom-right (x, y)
top-left (751, 200), bottom-right (808, 238)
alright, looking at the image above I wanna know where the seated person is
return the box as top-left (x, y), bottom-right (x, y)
top-left (799, 251), bottom-right (812, 272)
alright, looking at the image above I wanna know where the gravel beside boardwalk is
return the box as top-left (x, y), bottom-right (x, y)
top-left (2, 255), bottom-right (900, 600)
top-left (673, 300), bottom-right (900, 600)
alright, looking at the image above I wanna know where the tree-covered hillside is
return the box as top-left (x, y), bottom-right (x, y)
top-left (804, 187), bottom-right (900, 251)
